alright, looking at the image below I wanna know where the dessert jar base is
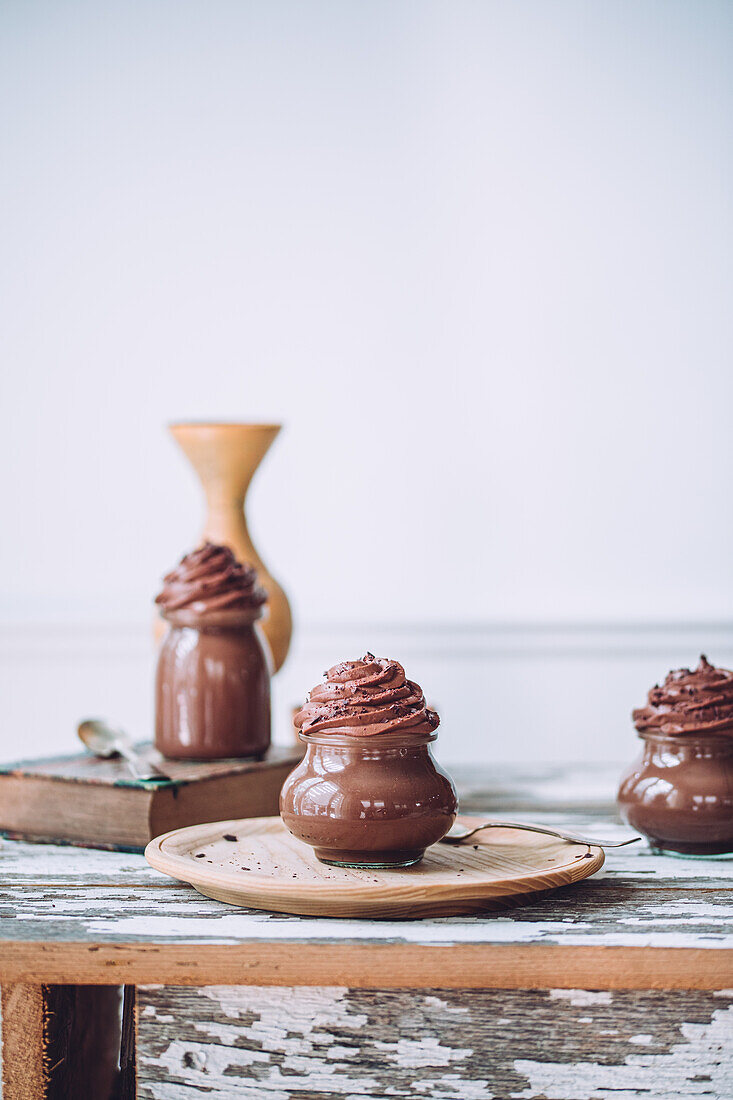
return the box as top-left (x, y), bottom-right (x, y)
top-left (648, 844), bottom-right (733, 860)
top-left (279, 808), bottom-right (454, 869)
top-left (315, 848), bottom-right (425, 869)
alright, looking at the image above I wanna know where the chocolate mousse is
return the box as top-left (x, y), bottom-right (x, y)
top-left (294, 653), bottom-right (441, 737)
top-left (618, 656), bottom-right (733, 855)
top-left (155, 542), bottom-right (267, 616)
top-left (281, 654), bottom-right (457, 867)
top-left (632, 655), bottom-right (733, 737)
top-left (155, 544), bottom-right (271, 760)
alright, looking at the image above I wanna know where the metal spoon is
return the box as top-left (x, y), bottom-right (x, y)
top-left (441, 821), bottom-right (640, 848)
top-left (77, 719), bottom-right (170, 782)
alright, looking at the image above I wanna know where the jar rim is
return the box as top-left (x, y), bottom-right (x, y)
top-left (637, 728), bottom-right (733, 746)
top-left (298, 729), bottom-right (438, 748)
top-left (160, 606), bottom-right (265, 628)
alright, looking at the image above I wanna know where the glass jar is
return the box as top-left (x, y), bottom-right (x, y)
top-left (155, 607), bottom-right (271, 760)
top-left (617, 732), bottom-right (733, 856)
top-left (279, 730), bottom-right (457, 868)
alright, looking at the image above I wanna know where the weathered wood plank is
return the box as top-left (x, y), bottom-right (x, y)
top-left (135, 985), bottom-right (733, 1099)
top-left (0, 983), bottom-right (120, 1100)
top-left (1, 877), bottom-right (732, 948)
top-left (0, 842), bottom-right (164, 885)
top-left (1, 983), bottom-right (45, 1099)
top-left (3, 943), bottom-right (732, 991)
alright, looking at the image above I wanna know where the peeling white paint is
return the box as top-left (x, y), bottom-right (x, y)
top-left (619, 898), bottom-right (733, 924)
top-left (512, 1004), bottom-right (733, 1099)
top-left (143, 992), bottom-right (389, 1097)
top-left (147, 1036), bottom-right (268, 1075)
top-left (0, 841), bottom-right (161, 883)
top-left (141, 1004), bottom-right (175, 1023)
top-left (137, 987), bottom-right (733, 1100)
top-left (139, 988), bottom-right (489, 1098)
top-left (192, 1021), bottom-right (243, 1045)
top-left (550, 990), bottom-right (613, 1007)
top-left (325, 1044), bottom-right (359, 1060)
top-left (423, 995), bottom-right (470, 1015)
top-left (71, 909), bottom-right (733, 949)
top-left (200, 985), bottom-right (368, 1045)
top-left (374, 1035), bottom-right (472, 1069)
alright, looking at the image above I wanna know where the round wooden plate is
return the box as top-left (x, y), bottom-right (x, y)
top-left (144, 816), bottom-right (604, 919)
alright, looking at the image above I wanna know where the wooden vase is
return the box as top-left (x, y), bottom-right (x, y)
top-left (169, 422), bottom-right (293, 673)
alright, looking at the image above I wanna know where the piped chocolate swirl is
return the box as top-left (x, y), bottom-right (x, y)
top-left (633, 655), bottom-right (733, 736)
top-left (155, 543), bottom-right (267, 615)
top-left (294, 653), bottom-right (439, 737)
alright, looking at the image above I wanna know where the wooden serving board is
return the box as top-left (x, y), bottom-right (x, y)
top-left (145, 815), bottom-right (604, 918)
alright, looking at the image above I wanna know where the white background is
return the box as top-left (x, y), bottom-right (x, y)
top-left (2, 1), bottom-right (732, 767)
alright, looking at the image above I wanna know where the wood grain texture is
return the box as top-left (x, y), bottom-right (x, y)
top-left (0, 984), bottom-right (120, 1100)
top-left (135, 985), bottom-right (733, 1099)
top-left (144, 815), bottom-right (605, 918)
top-left (1, 983), bottom-right (45, 1100)
top-left (2, 944), bottom-right (732, 991)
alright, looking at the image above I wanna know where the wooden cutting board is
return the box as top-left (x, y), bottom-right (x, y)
top-left (145, 815), bottom-right (604, 918)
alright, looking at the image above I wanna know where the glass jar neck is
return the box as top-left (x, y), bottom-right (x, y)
top-left (299, 730), bottom-right (437, 750)
top-left (638, 729), bottom-right (733, 756)
top-left (162, 606), bottom-right (263, 631)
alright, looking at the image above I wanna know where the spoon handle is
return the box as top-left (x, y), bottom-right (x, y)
top-left (443, 822), bottom-right (640, 848)
top-left (117, 745), bottom-right (170, 782)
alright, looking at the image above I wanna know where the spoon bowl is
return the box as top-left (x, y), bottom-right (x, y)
top-left (78, 719), bottom-right (130, 757)
top-left (77, 719), bottom-right (170, 782)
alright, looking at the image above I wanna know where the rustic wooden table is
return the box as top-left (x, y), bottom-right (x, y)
top-left (1, 763), bottom-right (732, 1099)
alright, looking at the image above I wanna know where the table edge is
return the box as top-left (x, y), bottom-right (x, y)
top-left (1, 942), bottom-right (731, 990)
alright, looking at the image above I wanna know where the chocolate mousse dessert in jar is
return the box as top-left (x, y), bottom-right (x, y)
top-left (280, 653), bottom-right (457, 867)
top-left (155, 543), bottom-right (271, 760)
top-left (618, 656), bottom-right (733, 856)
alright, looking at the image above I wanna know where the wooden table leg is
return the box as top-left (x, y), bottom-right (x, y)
top-left (1, 984), bottom-right (46, 1099)
top-left (1, 983), bottom-right (121, 1100)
